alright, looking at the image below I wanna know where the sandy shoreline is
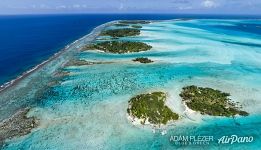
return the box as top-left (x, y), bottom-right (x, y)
top-left (0, 21), bottom-right (116, 93)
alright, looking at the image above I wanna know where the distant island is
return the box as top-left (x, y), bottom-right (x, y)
top-left (82, 21), bottom-right (152, 54)
top-left (132, 57), bottom-right (153, 63)
top-left (114, 23), bottom-right (129, 27)
top-left (119, 20), bottom-right (151, 24)
top-left (100, 28), bottom-right (140, 37)
top-left (180, 85), bottom-right (249, 117)
top-left (127, 92), bottom-right (179, 125)
top-left (131, 25), bottom-right (142, 29)
top-left (82, 41), bottom-right (152, 54)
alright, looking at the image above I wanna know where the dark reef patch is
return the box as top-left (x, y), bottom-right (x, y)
top-left (0, 108), bottom-right (39, 146)
top-left (132, 57), bottom-right (153, 63)
top-left (65, 59), bottom-right (114, 67)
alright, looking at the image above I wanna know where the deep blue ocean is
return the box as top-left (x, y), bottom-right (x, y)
top-left (0, 14), bottom-right (260, 85)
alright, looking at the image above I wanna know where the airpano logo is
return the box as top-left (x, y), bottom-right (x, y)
top-left (218, 135), bottom-right (254, 144)
top-left (170, 135), bottom-right (254, 145)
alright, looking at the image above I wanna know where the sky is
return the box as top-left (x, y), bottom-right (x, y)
top-left (0, 0), bottom-right (261, 15)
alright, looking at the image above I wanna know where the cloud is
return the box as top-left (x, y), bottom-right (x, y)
top-left (55, 4), bottom-right (90, 10)
top-left (119, 3), bottom-right (124, 10)
top-left (73, 4), bottom-right (81, 8)
top-left (39, 4), bottom-right (50, 9)
top-left (56, 5), bottom-right (66, 9)
top-left (202, 0), bottom-right (218, 8)
top-left (178, 6), bottom-right (192, 10)
top-left (118, 0), bottom-right (127, 10)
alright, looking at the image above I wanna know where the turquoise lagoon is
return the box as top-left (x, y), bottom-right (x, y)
top-left (1, 19), bottom-right (261, 149)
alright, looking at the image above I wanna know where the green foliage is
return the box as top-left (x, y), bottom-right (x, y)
top-left (83, 41), bottom-right (152, 54)
top-left (128, 92), bottom-right (179, 125)
top-left (180, 85), bottom-right (249, 117)
top-left (132, 57), bottom-right (153, 63)
top-left (100, 28), bottom-right (140, 37)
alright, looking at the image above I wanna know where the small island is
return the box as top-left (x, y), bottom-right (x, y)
top-left (114, 23), bottom-right (129, 27)
top-left (132, 25), bottom-right (142, 29)
top-left (119, 20), bottom-right (150, 24)
top-left (132, 57), bottom-right (153, 63)
top-left (83, 41), bottom-right (152, 54)
top-left (127, 92), bottom-right (179, 125)
top-left (179, 85), bottom-right (249, 117)
top-left (100, 28), bottom-right (140, 37)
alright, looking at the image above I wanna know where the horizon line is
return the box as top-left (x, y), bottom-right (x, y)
top-left (1, 12), bottom-right (261, 16)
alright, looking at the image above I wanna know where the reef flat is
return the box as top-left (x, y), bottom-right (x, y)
top-left (65, 59), bottom-right (113, 66)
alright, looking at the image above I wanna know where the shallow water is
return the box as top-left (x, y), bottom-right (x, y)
top-left (2, 19), bottom-right (261, 149)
